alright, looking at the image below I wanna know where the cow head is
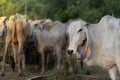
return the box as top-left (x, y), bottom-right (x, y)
top-left (0, 18), bottom-right (8, 40)
top-left (31, 28), bottom-right (40, 47)
top-left (67, 19), bottom-right (88, 60)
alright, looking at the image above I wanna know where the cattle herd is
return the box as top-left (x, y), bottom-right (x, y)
top-left (0, 13), bottom-right (119, 80)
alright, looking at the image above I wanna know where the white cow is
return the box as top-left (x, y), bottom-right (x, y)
top-left (67, 15), bottom-right (120, 80)
top-left (28, 19), bottom-right (53, 30)
top-left (32, 22), bottom-right (67, 74)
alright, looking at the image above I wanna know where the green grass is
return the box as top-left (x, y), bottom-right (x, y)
top-left (45, 68), bottom-right (78, 80)
top-left (0, 41), bottom-right (111, 80)
top-left (44, 55), bottom-right (78, 80)
top-left (44, 55), bottom-right (111, 80)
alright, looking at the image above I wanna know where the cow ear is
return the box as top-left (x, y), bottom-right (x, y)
top-left (3, 21), bottom-right (5, 24)
top-left (86, 23), bottom-right (89, 27)
top-left (83, 23), bottom-right (89, 32)
top-left (40, 19), bottom-right (45, 23)
top-left (39, 27), bottom-right (43, 31)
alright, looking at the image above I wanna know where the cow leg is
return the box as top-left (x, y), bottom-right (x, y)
top-left (46, 53), bottom-right (49, 71)
top-left (18, 43), bottom-right (24, 77)
top-left (1, 38), bottom-right (11, 76)
top-left (115, 58), bottom-right (120, 80)
top-left (108, 66), bottom-right (117, 80)
top-left (56, 47), bottom-right (61, 69)
top-left (40, 49), bottom-right (45, 74)
top-left (12, 44), bottom-right (18, 71)
top-left (22, 52), bottom-right (25, 70)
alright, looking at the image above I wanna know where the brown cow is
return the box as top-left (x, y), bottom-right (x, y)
top-left (0, 13), bottom-right (31, 76)
top-left (0, 16), bottom-right (7, 39)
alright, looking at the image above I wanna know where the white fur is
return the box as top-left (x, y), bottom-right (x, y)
top-left (32, 22), bottom-right (67, 74)
top-left (67, 15), bottom-right (120, 80)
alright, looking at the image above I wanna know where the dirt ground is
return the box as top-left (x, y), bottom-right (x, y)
top-left (0, 64), bottom-right (41, 80)
top-left (0, 64), bottom-right (111, 80)
top-left (0, 54), bottom-right (112, 80)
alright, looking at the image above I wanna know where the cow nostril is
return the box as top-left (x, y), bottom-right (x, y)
top-left (71, 50), bottom-right (73, 53)
top-left (78, 58), bottom-right (81, 60)
top-left (67, 50), bottom-right (69, 54)
top-left (67, 50), bottom-right (73, 55)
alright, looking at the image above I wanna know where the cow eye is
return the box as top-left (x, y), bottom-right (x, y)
top-left (78, 29), bottom-right (82, 32)
top-left (34, 24), bottom-right (38, 26)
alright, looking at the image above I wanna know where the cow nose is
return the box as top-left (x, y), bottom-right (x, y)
top-left (78, 58), bottom-right (81, 60)
top-left (67, 50), bottom-right (73, 55)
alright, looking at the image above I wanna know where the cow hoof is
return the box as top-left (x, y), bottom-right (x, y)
top-left (40, 71), bottom-right (44, 75)
top-left (40, 72), bottom-right (43, 74)
top-left (19, 73), bottom-right (25, 77)
top-left (0, 72), bottom-right (5, 76)
top-left (57, 66), bottom-right (60, 69)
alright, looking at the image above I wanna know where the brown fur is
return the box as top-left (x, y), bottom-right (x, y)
top-left (0, 16), bottom-right (7, 39)
top-left (1, 13), bottom-right (31, 76)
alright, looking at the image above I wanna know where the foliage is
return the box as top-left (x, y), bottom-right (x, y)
top-left (45, 68), bottom-right (78, 80)
top-left (0, 0), bottom-right (120, 23)
top-left (63, 55), bottom-right (77, 70)
top-left (45, 55), bottom-right (78, 80)
top-left (44, 55), bottom-right (91, 80)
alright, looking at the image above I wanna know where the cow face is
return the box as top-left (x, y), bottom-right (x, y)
top-left (67, 19), bottom-right (87, 59)
top-left (0, 18), bottom-right (8, 39)
top-left (31, 29), bottom-right (40, 47)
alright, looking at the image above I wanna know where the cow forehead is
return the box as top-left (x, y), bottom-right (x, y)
top-left (68, 20), bottom-right (84, 33)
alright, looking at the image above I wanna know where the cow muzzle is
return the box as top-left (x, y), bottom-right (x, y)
top-left (67, 49), bottom-right (73, 55)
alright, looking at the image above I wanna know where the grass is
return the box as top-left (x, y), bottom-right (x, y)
top-left (44, 55), bottom-right (111, 80)
top-left (0, 61), bottom-right (111, 80)
top-left (44, 55), bottom-right (78, 80)
top-left (0, 41), bottom-right (111, 80)
top-left (45, 68), bottom-right (78, 80)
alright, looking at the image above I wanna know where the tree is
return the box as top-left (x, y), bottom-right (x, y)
top-left (0, 0), bottom-right (120, 23)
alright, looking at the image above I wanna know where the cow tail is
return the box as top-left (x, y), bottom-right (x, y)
top-left (11, 18), bottom-right (16, 71)
top-left (12, 18), bottom-right (16, 44)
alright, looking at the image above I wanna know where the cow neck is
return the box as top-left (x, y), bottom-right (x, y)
top-left (82, 39), bottom-right (90, 59)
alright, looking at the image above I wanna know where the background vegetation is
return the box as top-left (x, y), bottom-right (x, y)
top-left (0, 0), bottom-right (120, 23)
top-left (0, 0), bottom-right (118, 79)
